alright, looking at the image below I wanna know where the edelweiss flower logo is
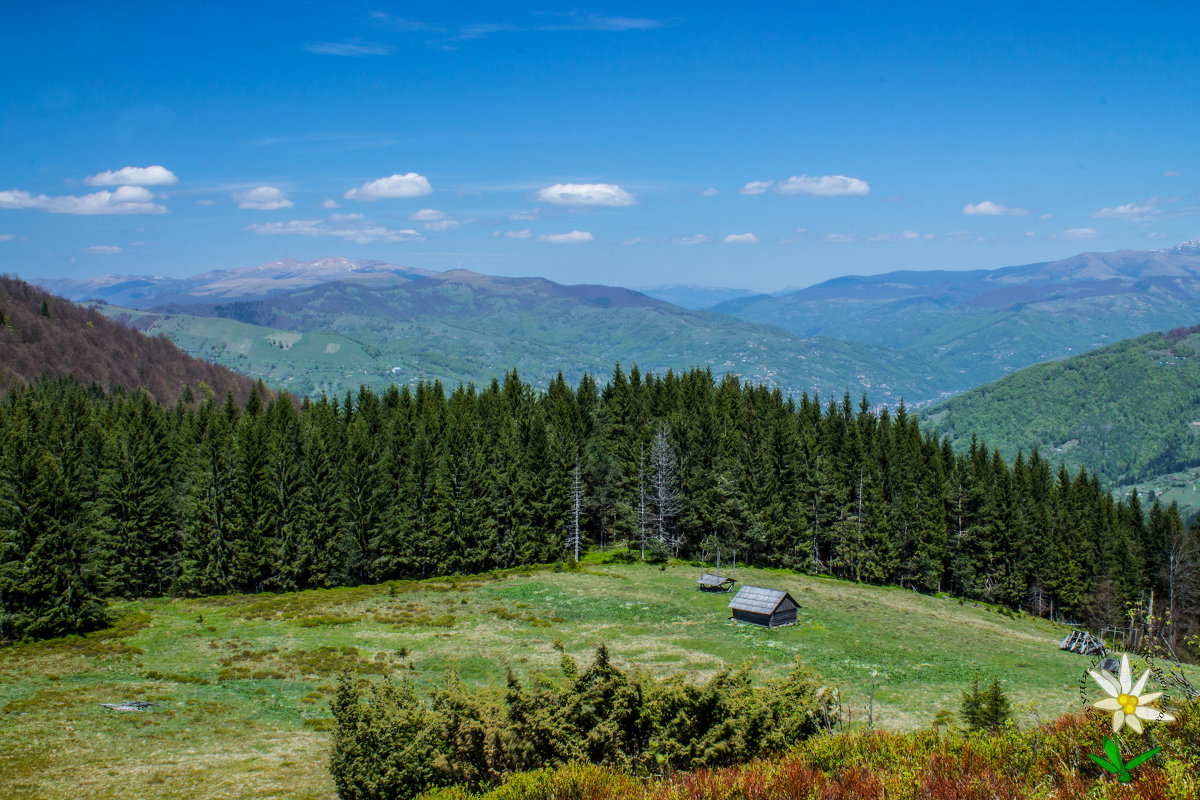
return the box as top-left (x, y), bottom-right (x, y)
top-left (1084, 652), bottom-right (1175, 783)
top-left (1088, 653), bottom-right (1175, 733)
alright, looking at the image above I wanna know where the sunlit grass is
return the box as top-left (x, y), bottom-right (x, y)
top-left (0, 557), bottom-right (1095, 799)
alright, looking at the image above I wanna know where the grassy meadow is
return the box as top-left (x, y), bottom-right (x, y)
top-left (0, 557), bottom-right (1100, 800)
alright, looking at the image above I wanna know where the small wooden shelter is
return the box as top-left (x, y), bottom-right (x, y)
top-left (697, 542), bottom-right (737, 592)
top-left (697, 573), bottom-right (736, 592)
top-left (728, 585), bottom-right (799, 628)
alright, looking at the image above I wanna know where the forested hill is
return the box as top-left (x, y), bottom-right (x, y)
top-left (0, 275), bottom-right (258, 406)
top-left (3, 366), bottom-right (1188, 645)
top-left (919, 324), bottom-right (1200, 487)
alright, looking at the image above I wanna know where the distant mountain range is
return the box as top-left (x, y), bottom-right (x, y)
top-left (73, 266), bottom-right (949, 403)
top-left (39, 256), bottom-right (434, 308)
top-left (0, 276), bottom-right (258, 405)
top-left (33, 240), bottom-right (1200, 405)
top-left (714, 239), bottom-right (1200, 392)
top-left (635, 284), bottom-right (759, 310)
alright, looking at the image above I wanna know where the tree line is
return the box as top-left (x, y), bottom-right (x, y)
top-left (1, 366), bottom-right (1195, 643)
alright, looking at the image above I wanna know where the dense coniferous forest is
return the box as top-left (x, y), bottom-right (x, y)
top-left (1, 366), bottom-right (1193, 644)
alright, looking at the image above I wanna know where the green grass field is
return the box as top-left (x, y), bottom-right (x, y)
top-left (0, 558), bottom-right (1097, 800)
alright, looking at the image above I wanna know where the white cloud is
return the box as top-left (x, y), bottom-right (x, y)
top-left (1052, 227), bottom-right (1099, 241)
top-left (776, 174), bottom-right (870, 197)
top-left (944, 231), bottom-right (974, 242)
top-left (196, 198), bottom-right (216, 206)
top-left (723, 233), bottom-right (758, 244)
top-left (740, 181), bottom-right (773, 195)
top-left (84, 165), bottom-right (178, 187)
top-left (673, 234), bottom-right (710, 245)
top-left (502, 229), bottom-right (532, 239)
top-left (1039, 213), bottom-right (1053, 220)
top-left (410, 208), bottom-right (460, 231)
top-left (823, 233), bottom-right (856, 243)
top-left (867, 231), bottom-right (921, 242)
top-left (0, 233), bottom-right (16, 242)
top-left (509, 209), bottom-right (541, 221)
top-left (1164, 170), bottom-right (1182, 177)
top-left (305, 41), bottom-right (393, 56)
top-left (0, 185), bottom-right (166, 215)
top-left (535, 182), bottom-right (636, 206)
top-left (537, 230), bottom-right (593, 244)
top-left (962, 200), bottom-right (1030, 216)
top-left (700, 187), bottom-right (719, 198)
top-left (1091, 203), bottom-right (1156, 220)
top-left (247, 216), bottom-right (425, 244)
top-left (321, 198), bottom-right (340, 209)
top-left (233, 186), bottom-right (293, 210)
top-left (344, 172), bottom-right (433, 201)
top-left (84, 245), bottom-right (122, 254)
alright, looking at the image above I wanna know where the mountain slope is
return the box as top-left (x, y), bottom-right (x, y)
top-left (0, 275), bottom-right (258, 405)
top-left (919, 324), bottom-right (1200, 488)
top-left (716, 241), bottom-right (1200, 388)
top-left (102, 270), bottom-right (952, 403)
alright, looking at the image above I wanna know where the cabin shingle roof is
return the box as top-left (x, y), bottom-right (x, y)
top-left (728, 585), bottom-right (792, 614)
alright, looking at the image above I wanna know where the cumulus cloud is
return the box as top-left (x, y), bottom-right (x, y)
top-left (1164, 170), bottom-right (1182, 177)
top-left (344, 172), bottom-right (433, 201)
top-left (723, 233), bottom-right (758, 244)
top-left (535, 183), bottom-right (636, 206)
top-left (776, 174), bottom-right (869, 197)
top-left (537, 230), bottom-right (593, 244)
top-left (502, 229), bottom-right (532, 238)
top-left (962, 200), bottom-right (1029, 216)
top-left (740, 181), bottom-right (773, 195)
top-left (673, 234), bottom-right (710, 245)
top-left (305, 41), bottom-right (394, 56)
top-left (233, 186), bottom-right (293, 210)
top-left (700, 187), bottom-right (719, 198)
top-left (0, 186), bottom-right (167, 215)
top-left (321, 198), bottom-right (340, 209)
top-left (84, 245), bottom-right (122, 254)
top-left (0, 234), bottom-right (14, 242)
top-left (1052, 227), bottom-right (1099, 241)
top-left (247, 216), bottom-right (425, 244)
top-left (823, 233), bottom-right (856, 243)
top-left (84, 165), bottom-right (178, 187)
top-left (1091, 203), bottom-right (1156, 221)
top-left (1039, 213), bottom-right (1053, 220)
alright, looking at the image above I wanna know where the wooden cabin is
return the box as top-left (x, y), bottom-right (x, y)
top-left (728, 585), bottom-right (798, 628)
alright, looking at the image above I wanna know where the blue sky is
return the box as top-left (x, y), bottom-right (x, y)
top-left (2, 2), bottom-right (1199, 291)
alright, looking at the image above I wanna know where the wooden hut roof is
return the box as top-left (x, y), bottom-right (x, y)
top-left (728, 585), bottom-right (794, 614)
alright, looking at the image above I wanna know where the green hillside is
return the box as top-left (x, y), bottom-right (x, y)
top-left (100, 273), bottom-right (954, 403)
top-left (920, 326), bottom-right (1200, 492)
top-left (0, 560), bottom-right (1096, 800)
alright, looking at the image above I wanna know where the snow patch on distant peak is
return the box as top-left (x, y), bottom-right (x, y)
top-left (1157, 238), bottom-right (1200, 255)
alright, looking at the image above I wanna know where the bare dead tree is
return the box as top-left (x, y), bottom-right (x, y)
top-left (566, 454), bottom-right (583, 562)
top-left (650, 423), bottom-right (681, 556)
top-left (1163, 525), bottom-right (1200, 649)
top-left (638, 442), bottom-right (647, 561)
